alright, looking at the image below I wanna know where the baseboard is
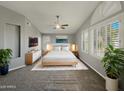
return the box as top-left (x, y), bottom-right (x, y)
top-left (79, 57), bottom-right (105, 79)
top-left (9, 65), bottom-right (26, 72)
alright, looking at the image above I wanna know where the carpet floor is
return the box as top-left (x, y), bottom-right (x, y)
top-left (0, 61), bottom-right (105, 91)
top-left (31, 59), bottom-right (88, 71)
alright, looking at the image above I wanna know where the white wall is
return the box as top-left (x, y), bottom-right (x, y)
top-left (0, 5), bottom-right (42, 70)
top-left (42, 34), bottom-right (75, 50)
top-left (0, 5), bottom-right (25, 70)
top-left (24, 19), bottom-right (42, 53)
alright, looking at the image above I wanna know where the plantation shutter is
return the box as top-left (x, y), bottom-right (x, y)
top-left (84, 30), bottom-right (89, 53)
top-left (94, 29), bottom-right (98, 56)
top-left (106, 21), bottom-right (120, 48)
top-left (90, 29), bottom-right (94, 55)
top-left (81, 31), bottom-right (84, 52)
top-left (111, 21), bottom-right (120, 48)
top-left (91, 20), bottom-right (120, 58)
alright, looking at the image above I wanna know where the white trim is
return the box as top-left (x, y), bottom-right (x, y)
top-left (9, 65), bottom-right (26, 72)
top-left (79, 57), bottom-right (106, 79)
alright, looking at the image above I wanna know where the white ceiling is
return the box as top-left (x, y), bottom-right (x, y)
top-left (0, 1), bottom-right (99, 34)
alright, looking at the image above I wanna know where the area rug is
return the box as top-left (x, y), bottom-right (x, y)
top-left (31, 59), bottom-right (88, 71)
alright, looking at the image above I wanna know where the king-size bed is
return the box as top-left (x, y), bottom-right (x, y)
top-left (42, 45), bottom-right (78, 67)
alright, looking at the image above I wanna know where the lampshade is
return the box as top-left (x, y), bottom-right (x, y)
top-left (46, 44), bottom-right (52, 51)
top-left (71, 44), bottom-right (76, 51)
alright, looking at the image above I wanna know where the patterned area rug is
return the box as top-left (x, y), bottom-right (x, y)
top-left (31, 59), bottom-right (88, 71)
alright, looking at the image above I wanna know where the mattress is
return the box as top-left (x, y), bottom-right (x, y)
top-left (42, 50), bottom-right (78, 66)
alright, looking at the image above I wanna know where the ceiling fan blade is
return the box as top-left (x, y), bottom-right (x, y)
top-left (61, 24), bottom-right (69, 26)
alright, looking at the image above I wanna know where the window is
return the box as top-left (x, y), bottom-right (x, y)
top-left (94, 29), bottom-right (98, 56)
top-left (81, 31), bottom-right (84, 52)
top-left (84, 31), bottom-right (89, 53)
top-left (97, 27), bottom-right (106, 57)
top-left (81, 29), bottom-right (89, 53)
top-left (89, 20), bottom-right (120, 58)
top-left (110, 21), bottom-right (120, 48)
top-left (89, 29), bottom-right (94, 55)
top-left (104, 21), bottom-right (120, 48)
top-left (81, 18), bottom-right (120, 58)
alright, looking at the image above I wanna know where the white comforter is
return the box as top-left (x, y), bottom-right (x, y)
top-left (43, 50), bottom-right (76, 59)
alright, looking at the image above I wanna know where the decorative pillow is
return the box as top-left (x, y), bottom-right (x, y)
top-left (53, 46), bottom-right (61, 51)
top-left (62, 46), bottom-right (69, 51)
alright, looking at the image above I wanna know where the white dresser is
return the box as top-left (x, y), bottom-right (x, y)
top-left (25, 50), bottom-right (41, 65)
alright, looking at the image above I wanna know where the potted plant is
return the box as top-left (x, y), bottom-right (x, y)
top-left (0, 49), bottom-right (12, 75)
top-left (102, 44), bottom-right (124, 91)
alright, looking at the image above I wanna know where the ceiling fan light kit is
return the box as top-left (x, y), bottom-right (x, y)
top-left (56, 24), bottom-right (60, 29)
top-left (52, 15), bottom-right (69, 30)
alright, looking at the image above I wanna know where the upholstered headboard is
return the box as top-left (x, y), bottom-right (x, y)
top-left (52, 44), bottom-right (71, 51)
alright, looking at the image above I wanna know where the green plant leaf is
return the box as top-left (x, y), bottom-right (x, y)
top-left (101, 45), bottom-right (124, 79)
top-left (0, 48), bottom-right (12, 67)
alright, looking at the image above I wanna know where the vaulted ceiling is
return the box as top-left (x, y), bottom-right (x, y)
top-left (0, 1), bottom-right (100, 34)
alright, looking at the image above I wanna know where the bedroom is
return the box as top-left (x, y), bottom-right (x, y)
top-left (0, 0), bottom-right (124, 91)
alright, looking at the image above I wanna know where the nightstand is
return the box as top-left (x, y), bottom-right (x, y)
top-left (72, 51), bottom-right (79, 58)
top-left (42, 50), bottom-right (49, 56)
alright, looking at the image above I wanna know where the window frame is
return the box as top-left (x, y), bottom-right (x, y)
top-left (81, 29), bottom-right (89, 54)
top-left (88, 13), bottom-right (122, 59)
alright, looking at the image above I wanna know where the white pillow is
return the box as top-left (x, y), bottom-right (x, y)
top-left (53, 46), bottom-right (61, 51)
top-left (62, 46), bottom-right (69, 51)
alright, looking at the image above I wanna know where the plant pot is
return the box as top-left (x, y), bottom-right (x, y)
top-left (106, 76), bottom-right (118, 91)
top-left (0, 65), bottom-right (9, 75)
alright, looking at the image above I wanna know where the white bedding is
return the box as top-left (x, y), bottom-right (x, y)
top-left (43, 50), bottom-right (76, 60)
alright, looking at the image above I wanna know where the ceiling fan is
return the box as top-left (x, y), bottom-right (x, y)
top-left (52, 15), bottom-right (69, 29)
